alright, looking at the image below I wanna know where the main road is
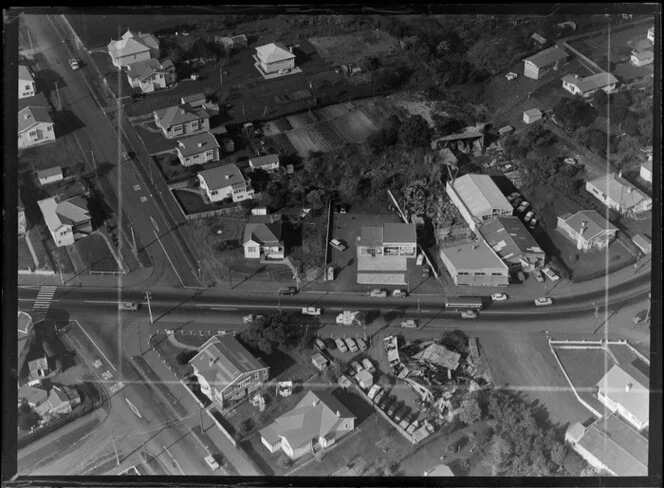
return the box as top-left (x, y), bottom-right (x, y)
top-left (19, 14), bottom-right (202, 287)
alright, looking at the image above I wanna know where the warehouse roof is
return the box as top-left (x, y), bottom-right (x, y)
top-left (449, 174), bottom-right (512, 219)
top-left (481, 216), bottom-right (544, 260)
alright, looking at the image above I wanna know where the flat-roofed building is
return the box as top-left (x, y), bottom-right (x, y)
top-left (480, 216), bottom-right (545, 270)
top-left (439, 237), bottom-right (509, 286)
top-left (446, 174), bottom-right (513, 231)
top-left (356, 222), bottom-right (417, 285)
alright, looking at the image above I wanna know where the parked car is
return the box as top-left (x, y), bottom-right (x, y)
top-left (523, 211), bottom-right (535, 223)
top-left (542, 266), bottom-right (560, 282)
top-left (491, 293), bottom-right (508, 301)
top-left (122, 151), bottom-right (134, 161)
top-left (373, 390), bottom-right (385, 405)
top-left (356, 337), bottom-right (368, 351)
top-left (314, 338), bottom-right (327, 351)
top-left (386, 402), bottom-right (400, 417)
top-left (350, 361), bottom-right (364, 374)
top-left (406, 420), bottom-right (419, 434)
top-left (370, 289), bottom-right (388, 298)
top-left (507, 192), bottom-right (521, 202)
top-left (301, 307), bottom-right (321, 316)
top-left (529, 217), bottom-right (539, 229)
top-left (335, 338), bottom-right (348, 352)
top-left (416, 254), bottom-right (424, 265)
top-left (505, 72), bottom-right (518, 80)
top-left (392, 289), bottom-right (407, 297)
top-left (393, 405), bottom-right (410, 423)
top-left (461, 310), bottom-right (478, 319)
top-left (367, 384), bottom-right (382, 400)
top-left (400, 319), bottom-right (418, 328)
top-left (362, 358), bottom-right (375, 373)
top-left (278, 287), bottom-right (298, 295)
top-left (334, 203), bottom-right (350, 213)
top-left (379, 394), bottom-right (392, 410)
top-left (511, 197), bottom-right (523, 208)
top-left (517, 201), bottom-right (530, 214)
top-left (242, 314), bottom-right (262, 324)
top-left (204, 455), bottom-right (220, 470)
top-left (534, 269), bottom-right (545, 282)
top-left (118, 302), bottom-right (138, 311)
top-left (68, 58), bottom-right (80, 70)
top-left (534, 297), bottom-right (553, 307)
top-left (330, 238), bottom-right (347, 251)
top-left (517, 271), bottom-right (526, 282)
top-left (344, 337), bottom-right (358, 353)
top-left (422, 266), bottom-right (430, 277)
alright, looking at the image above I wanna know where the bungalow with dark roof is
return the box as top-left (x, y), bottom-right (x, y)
top-left (153, 103), bottom-right (210, 139)
top-left (180, 93), bottom-right (206, 108)
top-left (197, 163), bottom-right (253, 203)
top-left (561, 72), bottom-right (618, 97)
top-left (125, 58), bottom-right (176, 93)
top-left (522, 45), bottom-right (568, 79)
top-left (242, 214), bottom-right (284, 260)
top-left (107, 29), bottom-right (159, 67)
top-left (586, 173), bottom-right (652, 215)
top-left (249, 154), bottom-right (280, 172)
top-left (630, 50), bottom-right (653, 67)
top-left (176, 132), bottom-right (220, 166)
top-left (189, 334), bottom-right (269, 408)
top-left (18, 106), bottom-right (55, 149)
top-left (556, 210), bottom-right (618, 251)
top-left (37, 166), bottom-right (64, 186)
top-left (260, 390), bottom-right (355, 460)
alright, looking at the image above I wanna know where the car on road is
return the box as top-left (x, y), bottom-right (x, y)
top-left (205, 454), bottom-right (220, 470)
top-left (505, 72), bottom-right (518, 80)
top-left (523, 211), bottom-right (535, 223)
top-left (302, 306), bottom-right (322, 316)
top-left (392, 289), bottom-right (407, 297)
top-left (242, 314), bottom-right (258, 324)
top-left (350, 361), bottom-right (364, 374)
top-left (324, 338), bottom-right (337, 349)
top-left (517, 201), bottom-right (530, 214)
top-left (541, 266), bottom-right (560, 282)
top-left (356, 337), bottom-right (368, 351)
top-left (400, 319), bottom-right (418, 328)
top-left (278, 287), bottom-right (298, 295)
top-left (314, 338), bottom-right (327, 351)
top-left (122, 151), bottom-right (134, 161)
top-left (422, 266), bottom-right (430, 277)
top-left (344, 337), bottom-right (359, 353)
top-left (330, 238), bottom-right (347, 251)
top-left (68, 58), bottom-right (80, 70)
top-left (534, 269), bottom-right (545, 282)
top-left (367, 384), bottom-right (382, 400)
top-left (534, 297), bottom-right (553, 307)
top-left (529, 217), bottom-right (538, 229)
top-left (362, 358), bottom-right (375, 373)
top-left (335, 338), bottom-right (348, 352)
top-left (118, 302), bottom-right (138, 311)
top-left (491, 293), bottom-right (508, 301)
top-left (370, 288), bottom-right (388, 298)
top-left (461, 310), bottom-right (478, 319)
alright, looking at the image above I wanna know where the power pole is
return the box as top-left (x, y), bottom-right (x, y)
top-left (27, 30), bottom-right (34, 52)
top-left (90, 144), bottom-right (97, 178)
top-left (55, 82), bottom-right (62, 110)
top-left (112, 434), bottom-right (120, 465)
top-left (130, 224), bottom-right (137, 253)
top-left (146, 289), bottom-right (153, 324)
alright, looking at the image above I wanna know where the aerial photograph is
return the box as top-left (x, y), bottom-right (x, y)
top-left (6, 5), bottom-right (659, 482)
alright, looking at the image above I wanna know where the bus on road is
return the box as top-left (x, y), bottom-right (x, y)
top-left (445, 296), bottom-right (484, 311)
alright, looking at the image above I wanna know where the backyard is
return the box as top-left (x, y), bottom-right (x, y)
top-left (72, 233), bottom-right (122, 274)
top-left (18, 237), bottom-right (36, 271)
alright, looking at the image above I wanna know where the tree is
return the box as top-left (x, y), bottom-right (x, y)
top-left (591, 89), bottom-right (608, 109)
top-left (637, 116), bottom-right (652, 145)
top-left (482, 434), bottom-right (511, 475)
top-left (458, 397), bottom-right (482, 425)
top-left (360, 55), bottom-right (380, 72)
top-left (622, 115), bottom-right (639, 137)
top-left (240, 312), bottom-right (289, 355)
top-left (401, 115), bottom-right (432, 148)
top-left (553, 97), bottom-right (598, 132)
top-left (18, 401), bottom-right (39, 432)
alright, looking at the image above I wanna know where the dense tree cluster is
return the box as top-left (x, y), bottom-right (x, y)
top-left (553, 97), bottom-right (598, 133)
top-left (240, 312), bottom-right (289, 355)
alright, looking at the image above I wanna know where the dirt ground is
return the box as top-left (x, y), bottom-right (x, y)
top-left (309, 31), bottom-right (401, 66)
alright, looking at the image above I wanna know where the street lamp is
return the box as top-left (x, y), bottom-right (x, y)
top-left (145, 289), bottom-right (153, 324)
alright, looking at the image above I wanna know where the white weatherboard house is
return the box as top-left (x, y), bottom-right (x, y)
top-left (556, 210), bottom-right (618, 252)
top-left (18, 65), bottom-right (35, 99)
top-left (176, 132), bottom-right (220, 166)
top-left (126, 58), bottom-right (176, 93)
top-left (242, 214), bottom-right (284, 260)
top-left (37, 166), bottom-right (64, 186)
top-left (522, 45), bottom-right (568, 80)
top-left (630, 50), bottom-right (654, 67)
top-left (260, 390), bottom-right (355, 460)
top-left (197, 163), bottom-right (253, 203)
top-left (596, 364), bottom-right (649, 431)
top-left (523, 108), bottom-right (542, 124)
top-left (18, 107), bottom-right (55, 149)
top-left (189, 335), bottom-right (269, 409)
top-left (586, 173), bottom-right (652, 215)
top-left (255, 42), bottom-right (296, 74)
top-left (249, 154), bottom-right (280, 172)
top-left (153, 103), bottom-right (210, 139)
top-left (107, 29), bottom-right (159, 67)
top-left (446, 174), bottom-right (513, 231)
top-left (561, 72), bottom-right (618, 97)
top-left (37, 196), bottom-right (92, 247)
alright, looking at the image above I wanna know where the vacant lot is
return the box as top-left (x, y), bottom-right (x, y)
top-left (309, 31), bottom-right (401, 66)
top-left (479, 331), bottom-right (594, 427)
top-left (171, 188), bottom-right (223, 215)
top-left (73, 234), bottom-right (121, 273)
top-left (18, 237), bottom-right (35, 271)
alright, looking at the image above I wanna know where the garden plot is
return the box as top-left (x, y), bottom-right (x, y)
top-left (286, 111), bottom-right (319, 129)
top-left (330, 110), bottom-right (379, 144)
top-left (314, 102), bottom-right (355, 120)
top-left (268, 133), bottom-right (296, 155)
top-left (309, 31), bottom-right (401, 66)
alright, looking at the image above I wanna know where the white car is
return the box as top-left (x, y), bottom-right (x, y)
top-left (416, 254), bottom-right (424, 265)
top-left (350, 361), bottom-right (364, 374)
top-left (491, 293), bottom-right (508, 301)
top-left (392, 289), bottom-right (407, 297)
top-left (335, 338), bottom-right (348, 352)
top-left (362, 358), bottom-right (375, 373)
top-left (301, 307), bottom-right (322, 316)
top-left (523, 210), bottom-right (535, 223)
top-left (534, 297), bottom-right (553, 307)
top-left (367, 385), bottom-right (382, 400)
top-left (68, 58), bottom-right (80, 70)
top-left (461, 310), bottom-right (478, 319)
top-left (534, 269), bottom-right (545, 282)
top-left (370, 289), bottom-right (388, 298)
top-left (517, 201), bottom-right (530, 214)
top-left (541, 266), bottom-right (560, 282)
top-left (400, 319), bottom-right (418, 328)
top-left (505, 72), bottom-right (518, 80)
top-left (205, 455), bottom-right (220, 470)
top-left (344, 337), bottom-right (358, 353)
top-left (330, 238), bottom-right (347, 251)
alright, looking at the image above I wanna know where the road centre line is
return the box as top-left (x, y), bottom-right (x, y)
top-left (74, 319), bottom-right (117, 372)
top-left (84, 300), bottom-right (120, 304)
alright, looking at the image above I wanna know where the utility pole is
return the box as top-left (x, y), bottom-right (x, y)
top-left (112, 433), bottom-right (120, 465)
top-left (90, 144), bottom-right (97, 178)
top-left (55, 81), bottom-right (62, 110)
top-left (27, 30), bottom-right (34, 52)
top-left (130, 224), bottom-right (137, 253)
top-left (197, 259), bottom-right (202, 280)
top-left (146, 289), bottom-right (153, 324)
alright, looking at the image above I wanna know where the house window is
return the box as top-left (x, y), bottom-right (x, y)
top-left (25, 84), bottom-right (31, 90)
top-left (172, 124), bottom-right (183, 134)
top-left (248, 246), bottom-right (258, 253)
top-left (191, 120), bottom-right (199, 131)
top-left (211, 190), bottom-right (218, 196)
top-left (205, 150), bottom-right (213, 159)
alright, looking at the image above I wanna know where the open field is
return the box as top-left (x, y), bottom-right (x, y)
top-left (309, 31), bottom-right (401, 66)
top-left (479, 331), bottom-right (594, 427)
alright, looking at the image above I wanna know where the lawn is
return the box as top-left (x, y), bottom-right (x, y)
top-left (18, 236), bottom-right (35, 271)
top-left (18, 136), bottom-right (87, 175)
top-left (171, 188), bottom-right (222, 215)
top-left (148, 333), bottom-right (195, 379)
top-left (553, 346), bottom-right (614, 417)
top-left (133, 123), bottom-right (178, 155)
top-left (154, 153), bottom-right (190, 182)
top-left (73, 234), bottom-right (121, 273)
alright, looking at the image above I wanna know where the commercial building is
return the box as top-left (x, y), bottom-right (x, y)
top-left (242, 214), bottom-right (284, 260)
top-left (356, 222), bottom-right (417, 285)
top-left (522, 45), bottom-right (568, 79)
top-left (445, 174), bottom-right (513, 231)
top-left (175, 132), bottom-right (220, 166)
top-left (561, 72), bottom-right (618, 97)
top-left (556, 210), bottom-right (618, 252)
top-left (197, 163), bottom-right (254, 203)
top-left (480, 216), bottom-right (545, 270)
top-left (586, 173), bottom-right (652, 215)
top-left (107, 29), bottom-right (159, 67)
top-left (596, 364), bottom-right (649, 430)
top-left (189, 334), bottom-right (269, 409)
top-left (37, 196), bottom-right (92, 247)
top-left (19, 65), bottom-right (36, 99)
top-left (565, 415), bottom-right (647, 476)
top-left (260, 390), bottom-right (355, 460)
top-left (153, 103), bottom-right (210, 139)
top-left (254, 42), bottom-right (296, 74)
top-left (439, 237), bottom-right (509, 286)
top-left (18, 106), bottom-right (55, 149)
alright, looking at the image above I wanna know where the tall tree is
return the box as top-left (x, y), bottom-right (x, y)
top-left (401, 115), bottom-right (432, 148)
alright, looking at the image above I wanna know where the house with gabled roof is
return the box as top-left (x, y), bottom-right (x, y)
top-left (586, 173), bottom-right (652, 215)
top-left (189, 334), bottom-right (269, 408)
top-left (255, 42), bottom-right (296, 74)
top-left (249, 154), bottom-right (280, 172)
top-left (596, 364), bottom-right (649, 430)
top-left (522, 45), bottom-right (568, 79)
top-left (107, 29), bottom-right (159, 67)
top-left (260, 390), bottom-right (355, 460)
top-left (18, 106), bottom-right (55, 149)
top-left (125, 58), bottom-right (175, 93)
top-left (19, 65), bottom-right (36, 99)
top-left (640, 160), bottom-right (652, 183)
top-left (197, 163), bottom-right (254, 203)
top-left (556, 210), bottom-right (618, 252)
top-left (37, 166), bottom-right (64, 186)
top-left (630, 50), bottom-right (653, 67)
top-left (36, 385), bottom-right (81, 416)
top-left (18, 384), bottom-right (48, 408)
top-left (37, 196), bottom-right (92, 247)
top-left (176, 131), bottom-right (220, 166)
top-left (153, 103), bottom-right (210, 139)
top-left (242, 214), bottom-right (284, 260)
top-left (480, 215), bottom-right (545, 270)
top-left (562, 72), bottom-right (618, 97)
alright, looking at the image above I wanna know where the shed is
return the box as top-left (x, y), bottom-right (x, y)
top-left (498, 125), bottom-right (514, 136)
top-left (37, 166), bottom-right (64, 186)
top-left (632, 234), bottom-right (651, 255)
top-left (355, 369), bottom-right (373, 390)
top-left (221, 136), bottom-right (235, 153)
top-left (311, 353), bottom-right (329, 371)
top-left (523, 109), bottom-right (542, 124)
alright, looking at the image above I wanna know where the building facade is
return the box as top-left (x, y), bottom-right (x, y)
top-left (561, 72), bottom-right (618, 97)
top-left (126, 58), bottom-right (176, 93)
top-left (522, 45), bottom-right (568, 79)
top-left (107, 29), bottom-right (159, 67)
top-left (630, 50), bottom-right (654, 67)
top-left (37, 196), bottom-right (92, 247)
top-left (480, 216), bottom-right (545, 271)
top-left (596, 364), bottom-right (649, 430)
top-left (586, 174), bottom-right (652, 215)
top-left (249, 154), bottom-right (280, 172)
top-left (439, 238), bottom-right (509, 286)
top-left (19, 65), bottom-right (36, 99)
top-left (255, 42), bottom-right (296, 74)
top-left (242, 215), bottom-right (284, 260)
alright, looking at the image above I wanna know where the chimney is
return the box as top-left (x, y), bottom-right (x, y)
top-left (24, 113), bottom-right (29, 120)
top-left (197, 142), bottom-right (203, 148)
top-left (580, 221), bottom-right (588, 234)
top-left (626, 383), bottom-right (633, 392)
top-left (180, 107), bottom-right (186, 115)
top-left (289, 46), bottom-right (293, 53)
top-left (618, 170), bottom-right (623, 178)
top-left (313, 398), bottom-right (319, 407)
top-left (225, 174), bottom-right (230, 179)
top-left (209, 357), bottom-right (217, 367)
top-left (336, 410), bottom-right (341, 417)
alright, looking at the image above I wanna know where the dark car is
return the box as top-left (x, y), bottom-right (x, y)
top-left (393, 405), bottom-right (410, 423)
top-left (386, 401), bottom-right (400, 417)
top-left (378, 393), bottom-right (392, 410)
top-left (278, 287), bottom-right (298, 295)
top-left (334, 203), bottom-right (350, 213)
top-left (324, 338), bottom-right (337, 350)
